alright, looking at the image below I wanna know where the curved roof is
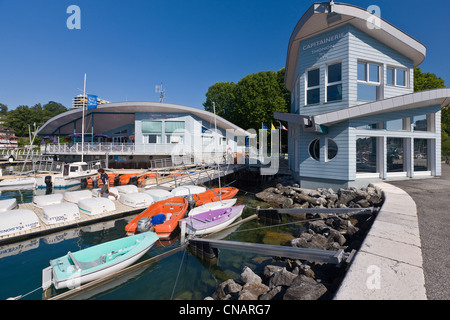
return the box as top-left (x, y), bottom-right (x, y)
top-left (37, 101), bottom-right (250, 136)
top-left (285, 2), bottom-right (427, 91)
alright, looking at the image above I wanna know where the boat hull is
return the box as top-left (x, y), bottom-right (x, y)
top-left (43, 232), bottom-right (158, 290)
top-left (180, 205), bottom-right (245, 236)
top-left (188, 198), bottom-right (237, 217)
top-left (193, 187), bottom-right (239, 206)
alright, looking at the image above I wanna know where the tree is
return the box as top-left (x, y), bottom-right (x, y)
top-left (203, 68), bottom-right (290, 131)
top-left (414, 67), bottom-right (445, 92)
top-left (0, 103), bottom-right (7, 115)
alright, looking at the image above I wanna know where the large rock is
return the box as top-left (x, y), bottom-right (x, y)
top-left (240, 266), bottom-right (262, 285)
top-left (268, 268), bottom-right (298, 288)
top-left (241, 282), bottom-right (270, 298)
top-left (216, 279), bottom-right (242, 299)
top-left (283, 275), bottom-right (328, 300)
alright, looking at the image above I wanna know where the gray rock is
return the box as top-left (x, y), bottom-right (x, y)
top-left (242, 282), bottom-right (270, 298)
top-left (259, 286), bottom-right (285, 300)
top-left (216, 279), bottom-right (242, 299)
top-left (241, 266), bottom-right (262, 285)
top-left (268, 268), bottom-right (298, 288)
top-left (238, 290), bottom-right (258, 300)
top-left (283, 275), bottom-right (328, 300)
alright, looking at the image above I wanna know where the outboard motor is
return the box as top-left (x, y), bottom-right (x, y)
top-left (91, 175), bottom-right (98, 188)
top-left (80, 178), bottom-right (88, 189)
top-left (136, 217), bottom-right (152, 234)
top-left (187, 194), bottom-right (196, 210)
top-left (129, 176), bottom-right (138, 185)
top-left (44, 175), bottom-right (52, 189)
top-left (114, 176), bottom-right (120, 186)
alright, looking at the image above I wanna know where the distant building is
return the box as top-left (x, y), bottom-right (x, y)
top-left (72, 94), bottom-right (110, 109)
top-left (0, 125), bottom-right (19, 149)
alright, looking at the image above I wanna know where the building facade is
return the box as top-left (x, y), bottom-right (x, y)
top-left (275, 2), bottom-right (450, 188)
top-left (37, 101), bottom-right (250, 167)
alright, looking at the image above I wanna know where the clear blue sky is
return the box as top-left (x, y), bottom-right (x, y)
top-left (0, 0), bottom-right (448, 111)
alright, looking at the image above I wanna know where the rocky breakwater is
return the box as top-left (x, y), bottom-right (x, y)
top-left (204, 184), bottom-right (384, 300)
top-left (254, 183), bottom-right (384, 210)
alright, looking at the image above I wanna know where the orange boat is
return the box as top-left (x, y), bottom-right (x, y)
top-left (193, 187), bottom-right (239, 206)
top-left (137, 172), bottom-right (161, 186)
top-left (86, 172), bottom-right (118, 186)
top-left (125, 197), bottom-right (188, 238)
top-left (119, 173), bottom-right (139, 185)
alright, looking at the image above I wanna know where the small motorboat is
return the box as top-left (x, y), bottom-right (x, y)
top-left (42, 203), bottom-right (80, 225)
top-left (142, 189), bottom-right (173, 202)
top-left (193, 187), bottom-right (239, 206)
top-left (0, 198), bottom-right (18, 212)
top-left (115, 185), bottom-right (138, 194)
top-left (179, 205), bottom-right (245, 236)
top-left (125, 197), bottom-right (188, 239)
top-left (118, 173), bottom-right (139, 185)
top-left (78, 198), bottom-right (116, 216)
top-left (0, 209), bottom-right (40, 237)
top-left (63, 190), bottom-right (92, 203)
top-left (188, 198), bottom-right (237, 217)
top-left (119, 192), bottom-right (154, 208)
top-left (35, 162), bottom-right (95, 189)
top-left (170, 185), bottom-right (206, 197)
top-left (42, 231), bottom-right (159, 290)
top-left (32, 194), bottom-right (64, 208)
top-left (0, 177), bottom-right (36, 189)
top-left (91, 187), bottom-right (120, 200)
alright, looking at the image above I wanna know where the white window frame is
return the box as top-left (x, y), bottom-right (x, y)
top-left (357, 61), bottom-right (381, 85)
top-left (386, 66), bottom-right (408, 88)
top-left (326, 61), bottom-right (343, 103)
top-left (305, 67), bottom-right (320, 106)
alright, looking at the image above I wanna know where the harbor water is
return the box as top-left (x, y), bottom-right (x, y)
top-left (0, 180), bottom-right (307, 300)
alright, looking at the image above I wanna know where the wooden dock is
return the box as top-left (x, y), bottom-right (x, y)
top-left (0, 200), bottom-right (146, 246)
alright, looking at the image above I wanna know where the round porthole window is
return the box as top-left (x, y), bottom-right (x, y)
top-left (327, 138), bottom-right (338, 161)
top-left (308, 138), bottom-right (320, 161)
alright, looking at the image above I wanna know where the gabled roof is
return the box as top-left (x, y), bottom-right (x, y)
top-left (285, 2), bottom-right (426, 91)
top-left (37, 101), bottom-right (250, 136)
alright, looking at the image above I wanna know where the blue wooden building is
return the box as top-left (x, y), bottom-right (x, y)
top-left (275, 1), bottom-right (450, 189)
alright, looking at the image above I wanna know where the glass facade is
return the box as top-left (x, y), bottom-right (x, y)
top-left (387, 138), bottom-right (404, 172)
top-left (414, 139), bottom-right (429, 171)
top-left (356, 137), bottom-right (377, 173)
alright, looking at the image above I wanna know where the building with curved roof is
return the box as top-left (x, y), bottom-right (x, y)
top-left (38, 101), bottom-right (250, 167)
top-left (275, 1), bottom-right (450, 188)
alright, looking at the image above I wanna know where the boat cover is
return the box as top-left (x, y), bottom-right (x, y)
top-left (42, 203), bottom-right (80, 225)
top-left (0, 209), bottom-right (40, 237)
top-left (63, 190), bottom-right (92, 203)
top-left (33, 194), bottom-right (64, 208)
top-left (119, 192), bottom-right (154, 208)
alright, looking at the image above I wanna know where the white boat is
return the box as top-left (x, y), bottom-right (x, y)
top-left (0, 198), bottom-right (17, 212)
top-left (78, 198), bottom-right (115, 216)
top-left (188, 198), bottom-right (237, 217)
top-left (115, 185), bottom-right (138, 194)
top-left (142, 189), bottom-right (173, 202)
top-left (35, 162), bottom-right (95, 189)
top-left (32, 194), bottom-right (64, 208)
top-left (119, 192), bottom-right (154, 208)
top-left (91, 187), bottom-right (120, 200)
top-left (42, 232), bottom-right (159, 290)
top-left (63, 190), bottom-right (92, 203)
top-left (42, 203), bottom-right (80, 225)
top-left (170, 185), bottom-right (206, 197)
top-left (0, 177), bottom-right (36, 189)
top-left (0, 209), bottom-right (40, 237)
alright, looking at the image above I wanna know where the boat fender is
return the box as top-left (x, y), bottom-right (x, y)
top-left (136, 217), bottom-right (153, 233)
top-left (151, 214), bottom-right (166, 226)
top-left (44, 175), bottom-right (53, 188)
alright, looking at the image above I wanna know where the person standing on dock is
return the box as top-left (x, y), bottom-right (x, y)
top-left (98, 168), bottom-right (118, 200)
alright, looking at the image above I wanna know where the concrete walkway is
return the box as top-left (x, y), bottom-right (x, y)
top-left (334, 182), bottom-right (427, 300)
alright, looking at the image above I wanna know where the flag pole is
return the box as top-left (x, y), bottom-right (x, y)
top-left (81, 73), bottom-right (86, 163)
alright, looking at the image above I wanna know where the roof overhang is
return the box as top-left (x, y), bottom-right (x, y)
top-left (275, 88), bottom-right (450, 130)
top-left (285, 2), bottom-right (427, 91)
top-left (37, 101), bottom-right (251, 137)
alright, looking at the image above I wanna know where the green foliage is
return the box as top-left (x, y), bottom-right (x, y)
top-left (1, 101), bottom-right (67, 139)
top-left (414, 67), bottom-right (445, 92)
top-left (203, 68), bottom-right (290, 131)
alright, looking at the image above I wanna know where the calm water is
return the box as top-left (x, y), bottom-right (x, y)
top-left (0, 182), bottom-right (305, 300)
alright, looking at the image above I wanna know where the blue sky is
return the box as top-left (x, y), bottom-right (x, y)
top-left (0, 0), bottom-right (448, 111)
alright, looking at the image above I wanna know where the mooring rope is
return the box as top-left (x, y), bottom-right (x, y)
top-left (7, 285), bottom-right (42, 300)
top-left (170, 247), bottom-right (187, 300)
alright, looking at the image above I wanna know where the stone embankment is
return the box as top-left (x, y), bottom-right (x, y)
top-left (205, 183), bottom-right (384, 300)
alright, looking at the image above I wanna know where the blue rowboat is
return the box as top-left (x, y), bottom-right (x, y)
top-left (42, 232), bottom-right (159, 290)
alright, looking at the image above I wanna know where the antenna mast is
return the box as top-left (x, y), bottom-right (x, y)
top-left (155, 82), bottom-right (165, 102)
